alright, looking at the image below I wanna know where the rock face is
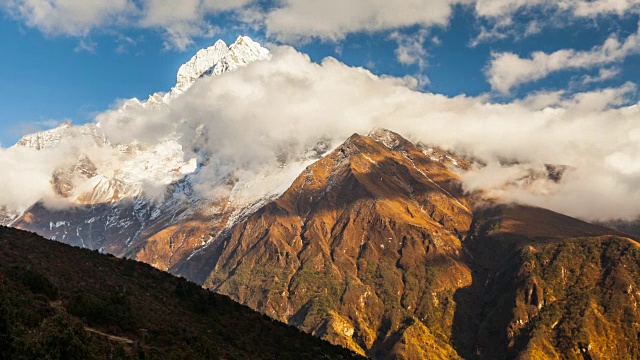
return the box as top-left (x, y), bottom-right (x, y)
top-left (14, 121), bottom-right (105, 150)
top-left (203, 36), bottom-right (270, 77)
top-left (175, 39), bottom-right (230, 93)
top-left (14, 121), bottom-right (75, 150)
top-left (454, 206), bottom-right (640, 359)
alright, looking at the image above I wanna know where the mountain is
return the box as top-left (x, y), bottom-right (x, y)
top-left (9, 36), bottom-right (279, 271)
top-left (11, 121), bottom-right (640, 359)
top-left (169, 129), bottom-right (640, 359)
top-left (453, 205), bottom-right (640, 359)
top-left (7, 37), bottom-right (640, 359)
top-left (0, 226), bottom-right (361, 359)
top-left (175, 129), bottom-right (474, 358)
top-left (11, 125), bottom-right (640, 359)
top-left (175, 36), bottom-right (270, 94)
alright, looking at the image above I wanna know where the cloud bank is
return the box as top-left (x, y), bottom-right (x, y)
top-left (87, 46), bottom-right (640, 221)
top-left (1, 43), bottom-right (640, 222)
top-left (261, 0), bottom-right (467, 42)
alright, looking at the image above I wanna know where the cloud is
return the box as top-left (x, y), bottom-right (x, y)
top-left (471, 0), bottom-right (640, 46)
top-left (569, 0), bottom-right (640, 17)
top-left (486, 23), bottom-right (640, 93)
top-left (263, 0), bottom-right (469, 42)
top-left (0, 145), bottom-right (76, 211)
top-left (3, 0), bottom-right (639, 53)
top-left (1, 0), bottom-right (249, 51)
top-left (139, 0), bottom-right (228, 50)
top-left (474, 0), bottom-right (544, 18)
top-left (114, 34), bottom-right (138, 54)
top-left (74, 37), bottom-right (97, 53)
top-left (2, 0), bottom-right (136, 36)
top-left (89, 46), bottom-right (640, 222)
top-left (579, 66), bottom-right (621, 85)
top-left (2, 44), bottom-right (640, 222)
top-left (390, 29), bottom-right (429, 70)
top-left (475, 0), bottom-right (640, 18)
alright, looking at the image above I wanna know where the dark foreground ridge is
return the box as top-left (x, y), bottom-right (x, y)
top-left (0, 226), bottom-right (363, 359)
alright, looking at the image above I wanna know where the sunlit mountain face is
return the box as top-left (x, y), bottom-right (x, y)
top-left (2, 2), bottom-right (640, 359)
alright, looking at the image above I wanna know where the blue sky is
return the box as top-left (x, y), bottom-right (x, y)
top-left (1, 1), bottom-right (639, 146)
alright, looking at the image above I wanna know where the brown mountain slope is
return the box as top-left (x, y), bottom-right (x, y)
top-left (0, 226), bottom-right (362, 359)
top-left (175, 130), bottom-right (475, 358)
top-left (174, 130), bottom-right (640, 359)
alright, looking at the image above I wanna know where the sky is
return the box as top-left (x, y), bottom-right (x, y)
top-left (1, 0), bottom-right (639, 146)
top-left (1, 1), bottom-right (640, 222)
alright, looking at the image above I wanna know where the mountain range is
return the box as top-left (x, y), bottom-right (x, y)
top-left (4, 36), bottom-right (640, 359)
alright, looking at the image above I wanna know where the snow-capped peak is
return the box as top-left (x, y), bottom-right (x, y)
top-left (174, 39), bottom-right (229, 93)
top-left (173, 36), bottom-right (269, 94)
top-left (203, 36), bottom-right (270, 77)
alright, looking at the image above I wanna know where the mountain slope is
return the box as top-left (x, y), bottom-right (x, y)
top-left (454, 206), bottom-right (640, 359)
top-left (174, 130), bottom-right (640, 359)
top-left (0, 226), bottom-right (362, 359)
top-left (175, 130), bottom-right (475, 358)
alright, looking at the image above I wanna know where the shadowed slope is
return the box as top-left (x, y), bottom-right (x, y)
top-left (452, 206), bottom-right (640, 359)
top-left (0, 226), bottom-right (362, 359)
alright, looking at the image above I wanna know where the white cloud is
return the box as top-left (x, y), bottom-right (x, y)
top-left (2, 45), bottom-right (640, 222)
top-left (471, 0), bottom-right (640, 45)
top-left (570, 0), bottom-right (640, 17)
top-left (486, 24), bottom-right (640, 93)
top-left (128, 0), bottom-right (251, 50)
top-left (475, 0), bottom-right (640, 18)
top-left (263, 0), bottom-right (469, 42)
top-left (115, 34), bottom-right (137, 54)
top-left (0, 145), bottom-right (75, 211)
top-left (1, 0), bottom-right (250, 51)
top-left (475, 0), bottom-right (544, 18)
top-left (130, 0), bottom-right (251, 50)
top-left (3, 0), bottom-right (639, 54)
top-left (74, 37), bottom-right (97, 53)
top-left (3, 0), bottom-right (136, 36)
top-left (90, 46), bottom-right (640, 222)
top-left (580, 66), bottom-right (621, 85)
top-left (258, 0), bottom-right (639, 45)
top-left (390, 29), bottom-right (429, 70)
